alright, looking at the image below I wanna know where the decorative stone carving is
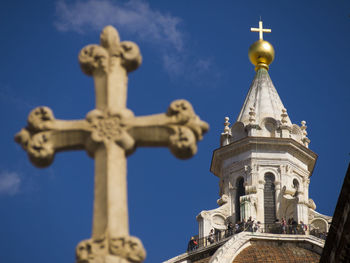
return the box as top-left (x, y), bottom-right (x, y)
top-left (291, 124), bottom-right (303, 141)
top-left (281, 108), bottom-right (288, 125)
top-left (197, 200), bottom-right (230, 237)
top-left (252, 163), bottom-right (259, 173)
top-left (245, 185), bottom-right (257, 194)
top-left (282, 185), bottom-right (297, 198)
top-left (76, 236), bottom-right (146, 263)
top-left (109, 236), bottom-right (146, 263)
top-left (222, 117), bottom-right (231, 135)
top-left (79, 45), bottom-right (109, 75)
top-left (308, 199), bottom-right (316, 210)
top-left (244, 165), bottom-right (251, 174)
top-left (263, 117), bottom-right (278, 132)
top-left (248, 107), bottom-right (256, 124)
top-left (217, 194), bottom-right (229, 206)
top-left (87, 109), bottom-right (135, 152)
top-left (79, 26), bottom-right (141, 76)
top-left (221, 117), bottom-right (232, 146)
top-left (15, 98), bottom-right (208, 165)
top-left (301, 121), bottom-right (308, 137)
top-left (300, 120), bottom-right (310, 148)
top-left (279, 164), bottom-right (297, 177)
top-left (76, 237), bottom-right (107, 263)
top-left (230, 122), bottom-right (246, 141)
top-left (15, 25), bottom-right (208, 263)
top-left (240, 194), bottom-right (257, 220)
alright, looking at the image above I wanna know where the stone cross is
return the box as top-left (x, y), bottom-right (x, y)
top-left (251, 20), bottom-right (271, 40)
top-left (15, 25), bottom-right (208, 263)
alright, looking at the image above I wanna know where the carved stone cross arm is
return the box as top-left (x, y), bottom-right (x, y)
top-left (14, 106), bottom-right (91, 167)
top-left (128, 100), bottom-right (208, 158)
top-left (14, 98), bottom-right (208, 167)
top-left (15, 25), bottom-right (208, 263)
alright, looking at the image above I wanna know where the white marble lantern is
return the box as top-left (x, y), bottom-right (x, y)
top-left (197, 67), bottom-right (330, 238)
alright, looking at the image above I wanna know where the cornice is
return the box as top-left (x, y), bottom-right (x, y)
top-left (210, 136), bottom-right (317, 177)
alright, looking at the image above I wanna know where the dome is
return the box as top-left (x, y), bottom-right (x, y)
top-left (232, 242), bottom-right (320, 263)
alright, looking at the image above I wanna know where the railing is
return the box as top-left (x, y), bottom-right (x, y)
top-left (309, 227), bottom-right (328, 240)
top-left (187, 223), bottom-right (327, 252)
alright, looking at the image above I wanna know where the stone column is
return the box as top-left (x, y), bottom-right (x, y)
top-left (231, 186), bottom-right (237, 221)
top-left (250, 164), bottom-right (264, 223)
top-left (256, 180), bottom-right (265, 224)
top-left (275, 180), bottom-right (281, 220)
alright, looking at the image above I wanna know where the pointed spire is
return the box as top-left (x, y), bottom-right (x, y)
top-left (237, 68), bottom-right (292, 126)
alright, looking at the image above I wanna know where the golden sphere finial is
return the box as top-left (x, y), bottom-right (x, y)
top-left (249, 20), bottom-right (274, 71)
top-left (248, 40), bottom-right (275, 71)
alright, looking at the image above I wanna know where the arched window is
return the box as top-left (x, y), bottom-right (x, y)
top-left (236, 177), bottom-right (245, 222)
top-left (264, 173), bottom-right (276, 225)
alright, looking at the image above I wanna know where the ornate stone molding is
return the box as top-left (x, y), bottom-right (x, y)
top-left (217, 194), bottom-right (229, 206)
top-left (209, 233), bottom-right (251, 263)
top-left (76, 236), bottom-right (146, 263)
top-left (79, 26), bottom-right (141, 76)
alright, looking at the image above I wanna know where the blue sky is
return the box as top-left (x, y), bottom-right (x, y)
top-left (0, 0), bottom-right (349, 262)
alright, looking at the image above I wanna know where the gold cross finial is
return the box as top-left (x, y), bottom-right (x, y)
top-left (251, 20), bottom-right (271, 40)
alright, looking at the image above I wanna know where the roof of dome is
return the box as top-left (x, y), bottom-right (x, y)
top-left (232, 242), bottom-right (320, 263)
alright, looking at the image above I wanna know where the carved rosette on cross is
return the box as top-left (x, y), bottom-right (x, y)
top-left (15, 25), bottom-right (208, 263)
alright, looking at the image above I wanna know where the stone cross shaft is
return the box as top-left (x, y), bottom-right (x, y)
top-left (15, 26), bottom-right (208, 263)
top-left (251, 20), bottom-right (271, 40)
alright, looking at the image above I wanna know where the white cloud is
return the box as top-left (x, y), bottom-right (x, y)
top-left (0, 172), bottom-right (21, 196)
top-left (162, 54), bottom-right (184, 76)
top-left (55, 0), bottom-right (183, 51)
top-left (54, 0), bottom-right (214, 81)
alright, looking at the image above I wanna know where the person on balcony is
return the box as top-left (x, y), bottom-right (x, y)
top-left (247, 216), bottom-right (254, 232)
top-left (291, 218), bottom-right (298, 234)
top-left (187, 236), bottom-right (198, 252)
top-left (281, 217), bottom-right (287, 234)
top-left (300, 221), bottom-right (307, 234)
top-left (254, 221), bottom-right (262, 232)
top-left (208, 229), bottom-right (215, 244)
top-left (226, 222), bottom-right (234, 237)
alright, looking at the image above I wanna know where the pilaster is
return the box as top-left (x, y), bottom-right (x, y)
top-left (275, 180), bottom-right (281, 220)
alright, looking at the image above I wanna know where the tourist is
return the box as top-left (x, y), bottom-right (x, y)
top-left (287, 218), bottom-right (293, 234)
top-left (235, 222), bottom-right (240, 233)
top-left (242, 218), bottom-right (247, 231)
top-left (300, 221), bottom-right (307, 234)
top-left (281, 217), bottom-right (287, 234)
top-left (291, 218), bottom-right (298, 234)
top-left (247, 216), bottom-right (254, 232)
top-left (187, 236), bottom-right (198, 252)
top-left (254, 221), bottom-right (261, 233)
top-left (208, 229), bottom-right (215, 244)
top-left (227, 222), bottom-right (234, 236)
